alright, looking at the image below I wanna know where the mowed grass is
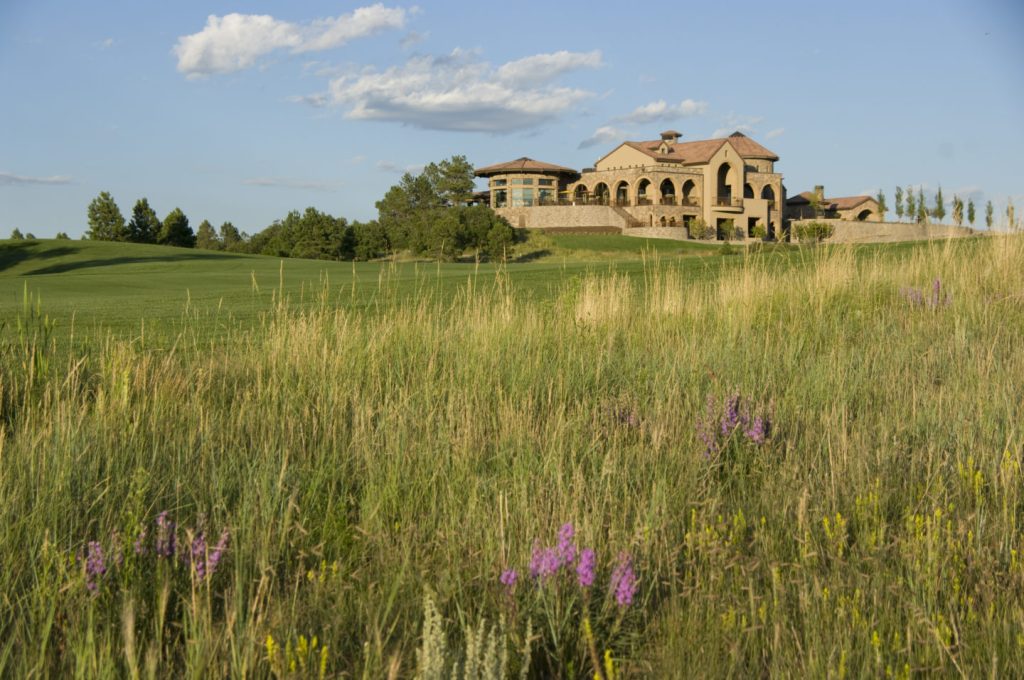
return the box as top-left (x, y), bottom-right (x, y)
top-left (1, 233), bottom-right (1020, 677)
top-left (0, 236), bottom-right (749, 348)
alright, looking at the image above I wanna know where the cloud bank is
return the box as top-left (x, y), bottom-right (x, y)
top-left (0, 172), bottom-right (73, 186)
top-left (614, 99), bottom-right (708, 124)
top-left (324, 48), bottom-right (602, 132)
top-left (175, 4), bottom-right (407, 77)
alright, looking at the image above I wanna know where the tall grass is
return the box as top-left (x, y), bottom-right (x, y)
top-left (0, 236), bottom-right (1021, 677)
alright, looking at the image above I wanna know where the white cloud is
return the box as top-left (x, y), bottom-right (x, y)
top-left (495, 50), bottom-right (602, 87)
top-left (242, 177), bottom-right (338, 191)
top-left (326, 48), bottom-right (599, 132)
top-left (0, 172), bottom-right (73, 186)
top-left (615, 98), bottom-right (708, 125)
top-left (376, 160), bottom-right (425, 174)
top-left (174, 5), bottom-right (407, 77)
top-left (99, 38), bottom-right (114, 49)
top-left (287, 93), bottom-right (329, 108)
top-left (765, 127), bottom-right (785, 139)
top-left (578, 125), bottom-right (627, 149)
top-left (712, 113), bottom-right (764, 138)
top-left (400, 30), bottom-right (428, 49)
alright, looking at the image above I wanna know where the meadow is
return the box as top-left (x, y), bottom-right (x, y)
top-left (1, 234), bottom-right (1021, 678)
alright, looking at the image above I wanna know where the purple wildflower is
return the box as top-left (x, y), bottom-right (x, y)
top-left (576, 548), bottom-right (596, 588)
top-left (529, 542), bottom-right (561, 580)
top-left (744, 415), bottom-right (770, 446)
top-left (155, 511), bottom-right (176, 558)
top-left (609, 552), bottom-right (637, 607)
top-left (556, 523), bottom-right (577, 566)
top-left (85, 541), bottom-right (106, 593)
top-left (500, 569), bottom-right (518, 591)
top-left (206, 529), bottom-right (229, 578)
top-left (133, 527), bottom-right (147, 555)
top-left (190, 532), bottom-right (208, 579)
top-left (720, 393), bottom-right (743, 435)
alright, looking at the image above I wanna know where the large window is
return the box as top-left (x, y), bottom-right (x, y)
top-left (538, 189), bottom-right (554, 204)
top-left (494, 189), bottom-right (508, 207)
top-left (513, 178), bottom-right (534, 185)
top-left (511, 188), bottom-right (534, 207)
top-left (538, 178), bottom-right (554, 186)
top-left (492, 179), bottom-right (507, 187)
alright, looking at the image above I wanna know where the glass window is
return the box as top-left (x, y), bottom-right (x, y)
top-left (492, 179), bottom-right (507, 187)
top-left (514, 178), bottom-right (534, 185)
top-left (511, 188), bottom-right (534, 207)
top-left (538, 179), bottom-right (554, 186)
top-left (494, 189), bottom-right (507, 207)
top-left (538, 189), bottom-right (553, 204)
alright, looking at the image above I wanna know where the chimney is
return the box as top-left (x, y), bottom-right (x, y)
top-left (660, 130), bottom-right (682, 143)
top-left (814, 185), bottom-right (825, 201)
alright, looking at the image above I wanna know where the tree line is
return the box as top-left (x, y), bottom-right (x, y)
top-left (873, 186), bottom-right (1018, 229)
top-left (79, 155), bottom-right (519, 261)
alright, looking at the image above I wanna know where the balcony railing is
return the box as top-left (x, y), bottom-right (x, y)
top-left (679, 198), bottom-right (700, 207)
top-left (636, 197), bottom-right (652, 206)
top-left (659, 197), bottom-right (677, 206)
top-left (714, 197), bottom-right (743, 208)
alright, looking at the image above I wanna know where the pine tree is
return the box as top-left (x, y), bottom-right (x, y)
top-left (985, 200), bottom-right (994, 228)
top-left (894, 186), bottom-right (904, 221)
top-left (10, 228), bottom-right (24, 240)
top-left (917, 188), bottom-right (927, 223)
top-left (195, 220), bottom-right (221, 250)
top-left (159, 208), bottom-right (195, 248)
top-left (56, 232), bottom-right (70, 240)
top-left (127, 198), bottom-right (161, 243)
top-left (906, 189), bottom-right (916, 221)
top-left (931, 186), bottom-right (946, 222)
top-left (86, 191), bottom-right (127, 241)
top-left (876, 190), bottom-right (887, 221)
top-left (952, 195), bottom-right (964, 226)
top-left (967, 199), bottom-right (976, 226)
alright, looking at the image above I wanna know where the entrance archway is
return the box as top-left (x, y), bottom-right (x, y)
top-left (615, 181), bottom-right (629, 206)
top-left (593, 183), bottom-right (610, 205)
top-left (636, 178), bottom-right (652, 205)
top-left (856, 209), bottom-right (873, 221)
top-left (681, 179), bottom-right (696, 205)
top-left (716, 163), bottom-right (734, 204)
top-left (574, 185), bottom-right (589, 203)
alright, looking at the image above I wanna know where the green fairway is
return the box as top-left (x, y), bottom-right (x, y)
top-left (0, 237), bottom-right (747, 347)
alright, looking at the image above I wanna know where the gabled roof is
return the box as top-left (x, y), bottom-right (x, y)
top-left (787, 192), bottom-right (876, 211)
top-left (609, 131), bottom-right (779, 166)
top-left (474, 157), bottom-right (579, 177)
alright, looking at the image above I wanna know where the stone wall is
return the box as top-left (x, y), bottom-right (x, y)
top-left (495, 205), bottom-right (629, 230)
top-left (621, 227), bottom-right (689, 241)
top-left (793, 219), bottom-right (975, 244)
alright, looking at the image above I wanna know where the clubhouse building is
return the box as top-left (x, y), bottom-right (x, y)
top-left (475, 130), bottom-right (880, 240)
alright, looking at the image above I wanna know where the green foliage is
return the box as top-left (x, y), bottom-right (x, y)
top-left (219, 222), bottom-right (243, 251)
top-left (55, 232), bottom-right (70, 240)
top-left (351, 221), bottom-right (389, 261)
top-left (159, 207), bottom-right (195, 248)
top-left (916, 188), bottom-right (927, 224)
top-left (717, 218), bottom-right (742, 242)
top-left (195, 220), bottom-right (221, 251)
top-left (10, 228), bottom-right (25, 240)
top-left (86, 191), bottom-right (127, 241)
top-left (968, 199), bottom-right (976, 226)
top-left (894, 186), bottom-right (904, 221)
top-left (795, 220), bottom-right (835, 243)
top-left (248, 207), bottom-right (352, 261)
top-left (985, 200), bottom-right (994, 228)
top-left (127, 198), bottom-right (161, 244)
top-left (422, 155), bottom-right (476, 207)
top-left (876, 190), bottom-right (887, 220)
top-left (25, 232), bottom-right (37, 240)
top-left (752, 223), bottom-right (768, 241)
top-left (952, 195), bottom-right (964, 226)
top-left (689, 217), bottom-right (714, 240)
top-left (931, 185), bottom-right (946, 222)
top-left (906, 189), bottom-right (916, 222)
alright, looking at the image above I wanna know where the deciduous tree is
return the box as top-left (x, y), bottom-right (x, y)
top-left (967, 199), bottom-right (976, 226)
top-left (916, 188), bottom-right (927, 223)
top-left (952, 195), bottom-right (964, 226)
top-left (894, 186), bottom-right (904, 221)
top-left (10, 228), bottom-right (24, 240)
top-left (159, 208), bottom-right (195, 248)
top-left (219, 222), bottom-right (242, 251)
top-left (195, 220), bottom-right (221, 250)
top-left (931, 186), bottom-right (946, 222)
top-left (985, 200), bottom-right (994, 228)
top-left (906, 189), bottom-right (916, 222)
top-left (876, 190), bottom-right (887, 221)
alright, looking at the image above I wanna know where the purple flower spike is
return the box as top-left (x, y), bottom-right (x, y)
top-left (85, 541), bottom-right (106, 593)
top-left (206, 529), bottom-right (229, 578)
top-left (610, 552), bottom-right (637, 607)
top-left (529, 543), bottom-right (560, 580)
top-left (155, 511), bottom-right (176, 559)
top-left (500, 569), bottom-right (518, 591)
top-left (190, 532), bottom-right (208, 579)
top-left (133, 527), bottom-right (147, 555)
top-left (577, 548), bottom-right (596, 588)
top-left (745, 415), bottom-right (770, 446)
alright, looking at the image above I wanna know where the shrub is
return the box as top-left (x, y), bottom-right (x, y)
top-left (795, 221), bottom-right (835, 243)
top-left (752, 223), bottom-right (768, 241)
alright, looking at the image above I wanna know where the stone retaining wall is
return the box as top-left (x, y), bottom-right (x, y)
top-left (794, 219), bottom-right (975, 243)
top-left (495, 205), bottom-right (627, 230)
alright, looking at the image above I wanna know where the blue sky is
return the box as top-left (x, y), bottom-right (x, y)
top-left (2, 0), bottom-right (1022, 237)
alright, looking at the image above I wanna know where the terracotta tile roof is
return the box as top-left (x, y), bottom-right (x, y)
top-left (621, 131), bottom-right (779, 165)
top-left (474, 157), bottom-right (579, 177)
top-left (787, 191), bottom-right (874, 211)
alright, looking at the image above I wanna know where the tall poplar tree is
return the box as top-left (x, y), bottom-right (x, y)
top-left (985, 200), bottom-right (994, 228)
top-left (967, 199), bottom-right (976, 226)
top-left (894, 186), bottom-right (904, 221)
top-left (906, 189), bottom-right (916, 221)
top-left (876, 190), bottom-right (887, 221)
top-left (952, 195), bottom-right (964, 226)
top-left (932, 186), bottom-right (946, 222)
top-left (917, 188), bottom-right (927, 223)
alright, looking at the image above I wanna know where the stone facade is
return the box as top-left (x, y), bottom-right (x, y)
top-left (792, 219), bottom-right (975, 243)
